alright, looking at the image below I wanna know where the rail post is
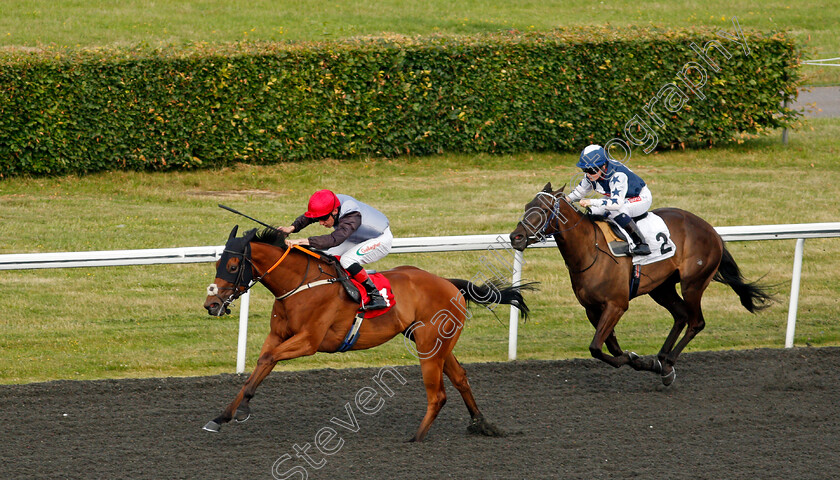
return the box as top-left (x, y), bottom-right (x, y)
top-left (236, 291), bottom-right (250, 373)
top-left (508, 249), bottom-right (525, 360)
top-left (785, 238), bottom-right (806, 348)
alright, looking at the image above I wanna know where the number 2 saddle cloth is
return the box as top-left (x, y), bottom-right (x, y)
top-left (595, 212), bottom-right (676, 266)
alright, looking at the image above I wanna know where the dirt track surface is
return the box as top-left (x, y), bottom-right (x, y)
top-left (2, 347), bottom-right (839, 480)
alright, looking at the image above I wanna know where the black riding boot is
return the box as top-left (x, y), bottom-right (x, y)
top-left (361, 278), bottom-right (388, 310)
top-left (623, 220), bottom-right (652, 256)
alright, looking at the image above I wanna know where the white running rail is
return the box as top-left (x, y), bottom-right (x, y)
top-left (2, 222), bottom-right (839, 372)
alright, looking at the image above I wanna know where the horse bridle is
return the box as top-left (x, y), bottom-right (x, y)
top-left (519, 191), bottom-right (615, 273)
top-left (521, 191), bottom-right (586, 243)
top-left (206, 243), bottom-right (317, 312)
top-left (206, 243), bottom-right (257, 313)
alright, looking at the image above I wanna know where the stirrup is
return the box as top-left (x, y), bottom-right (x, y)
top-left (360, 278), bottom-right (387, 310)
top-left (362, 295), bottom-right (388, 311)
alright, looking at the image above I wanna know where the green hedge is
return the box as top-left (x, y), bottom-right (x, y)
top-left (0, 27), bottom-right (801, 177)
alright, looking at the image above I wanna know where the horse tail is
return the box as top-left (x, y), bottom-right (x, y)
top-left (713, 244), bottom-right (775, 313)
top-left (446, 279), bottom-right (537, 322)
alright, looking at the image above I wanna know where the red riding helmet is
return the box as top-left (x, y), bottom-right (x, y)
top-left (304, 189), bottom-right (340, 218)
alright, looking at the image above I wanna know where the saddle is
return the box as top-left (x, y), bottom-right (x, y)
top-left (319, 253), bottom-right (364, 304)
top-left (592, 212), bottom-right (648, 257)
top-left (315, 252), bottom-right (394, 315)
top-left (307, 251), bottom-right (396, 353)
top-left (590, 214), bottom-right (648, 300)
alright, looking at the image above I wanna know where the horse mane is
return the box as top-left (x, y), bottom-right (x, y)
top-left (254, 227), bottom-right (289, 248)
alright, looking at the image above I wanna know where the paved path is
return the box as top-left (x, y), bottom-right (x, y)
top-left (791, 86), bottom-right (840, 117)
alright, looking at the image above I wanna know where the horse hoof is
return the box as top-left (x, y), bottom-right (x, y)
top-left (234, 407), bottom-right (251, 423)
top-left (626, 352), bottom-right (646, 371)
top-left (202, 420), bottom-right (221, 433)
top-left (661, 367), bottom-right (676, 386)
top-left (467, 417), bottom-right (505, 437)
top-left (652, 358), bottom-right (664, 375)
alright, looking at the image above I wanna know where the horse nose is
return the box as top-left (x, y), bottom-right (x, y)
top-left (509, 232), bottom-right (526, 251)
top-left (204, 298), bottom-right (222, 316)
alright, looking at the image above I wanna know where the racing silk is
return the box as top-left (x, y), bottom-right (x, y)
top-left (291, 194), bottom-right (390, 250)
top-left (335, 194), bottom-right (390, 244)
top-left (567, 162), bottom-right (647, 212)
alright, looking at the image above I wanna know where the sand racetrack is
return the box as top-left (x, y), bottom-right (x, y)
top-left (2, 347), bottom-right (839, 479)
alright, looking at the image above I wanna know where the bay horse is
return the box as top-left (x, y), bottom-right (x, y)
top-left (202, 225), bottom-right (530, 441)
top-left (509, 183), bottom-right (773, 385)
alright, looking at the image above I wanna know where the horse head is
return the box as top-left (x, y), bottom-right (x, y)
top-left (204, 225), bottom-right (258, 316)
top-left (509, 182), bottom-right (580, 251)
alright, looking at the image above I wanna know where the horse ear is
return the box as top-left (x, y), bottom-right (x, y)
top-left (542, 182), bottom-right (553, 193)
top-left (557, 184), bottom-right (567, 194)
top-left (229, 225), bottom-right (239, 240)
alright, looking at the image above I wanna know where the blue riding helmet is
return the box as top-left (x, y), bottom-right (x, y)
top-left (576, 145), bottom-right (608, 171)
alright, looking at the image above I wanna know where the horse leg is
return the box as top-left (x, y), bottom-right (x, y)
top-left (645, 282), bottom-right (690, 382)
top-left (584, 307), bottom-right (622, 356)
top-left (203, 332), bottom-right (317, 432)
top-left (586, 306), bottom-right (642, 367)
top-left (587, 303), bottom-right (633, 368)
top-left (657, 286), bottom-right (707, 385)
top-left (442, 352), bottom-right (503, 437)
top-left (409, 356), bottom-right (447, 442)
top-left (604, 332), bottom-right (654, 373)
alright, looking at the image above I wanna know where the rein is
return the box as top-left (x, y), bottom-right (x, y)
top-left (216, 244), bottom-right (328, 310)
top-left (525, 192), bottom-right (586, 243)
top-left (523, 192), bottom-right (616, 274)
top-left (564, 220), bottom-right (617, 273)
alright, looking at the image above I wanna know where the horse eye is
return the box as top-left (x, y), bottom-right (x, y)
top-left (229, 263), bottom-right (239, 273)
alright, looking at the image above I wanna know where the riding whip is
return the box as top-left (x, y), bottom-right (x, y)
top-left (218, 204), bottom-right (281, 233)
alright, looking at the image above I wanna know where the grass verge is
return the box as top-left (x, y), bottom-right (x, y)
top-left (2, 0), bottom-right (838, 84)
top-left (0, 119), bottom-right (838, 384)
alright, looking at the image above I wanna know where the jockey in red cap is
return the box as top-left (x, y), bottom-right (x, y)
top-left (280, 190), bottom-right (392, 310)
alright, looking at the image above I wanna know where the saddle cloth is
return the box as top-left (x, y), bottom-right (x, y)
top-left (596, 212), bottom-right (676, 266)
top-left (327, 254), bottom-right (396, 318)
top-left (349, 273), bottom-right (396, 319)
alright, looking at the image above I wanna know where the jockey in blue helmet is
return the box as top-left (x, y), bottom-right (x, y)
top-left (567, 145), bottom-right (652, 255)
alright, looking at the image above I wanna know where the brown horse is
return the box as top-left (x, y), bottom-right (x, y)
top-left (509, 183), bottom-right (773, 385)
top-left (202, 225), bottom-right (530, 441)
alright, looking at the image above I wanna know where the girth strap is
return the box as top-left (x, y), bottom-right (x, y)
top-left (273, 276), bottom-right (366, 353)
top-left (337, 311), bottom-right (365, 352)
top-left (629, 264), bottom-right (642, 299)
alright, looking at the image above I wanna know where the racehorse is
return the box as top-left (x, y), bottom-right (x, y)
top-left (509, 183), bottom-right (773, 385)
top-left (203, 225), bottom-right (530, 441)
